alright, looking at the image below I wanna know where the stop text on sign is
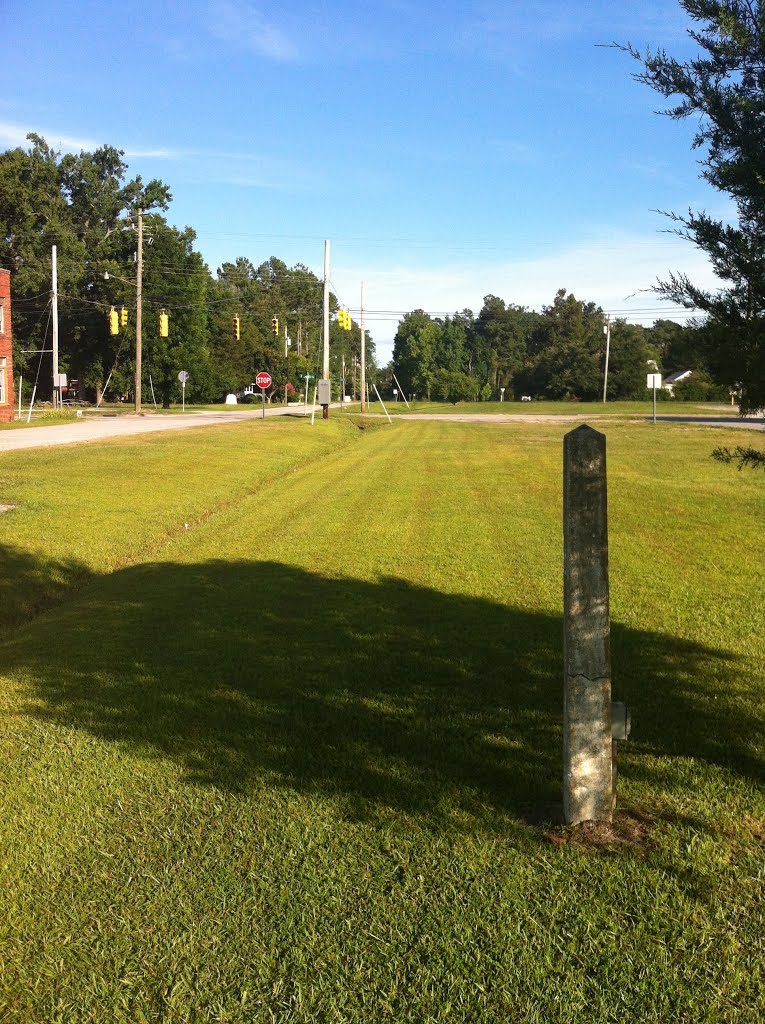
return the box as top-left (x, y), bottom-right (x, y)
top-left (256, 372), bottom-right (272, 389)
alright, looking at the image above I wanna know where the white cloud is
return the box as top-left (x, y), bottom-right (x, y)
top-left (123, 146), bottom-right (182, 160)
top-left (333, 230), bottom-right (721, 363)
top-left (0, 121), bottom-right (186, 160)
top-left (208, 0), bottom-right (298, 60)
top-left (0, 120), bottom-right (325, 195)
top-left (0, 121), bottom-right (100, 153)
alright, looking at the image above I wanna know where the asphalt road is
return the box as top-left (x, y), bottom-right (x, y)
top-left (0, 403), bottom-right (319, 452)
top-left (1, 406), bottom-right (762, 452)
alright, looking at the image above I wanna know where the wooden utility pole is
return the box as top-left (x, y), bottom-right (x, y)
top-left (135, 209), bottom-right (143, 414)
top-left (51, 245), bottom-right (59, 408)
top-left (322, 239), bottom-right (330, 419)
top-left (360, 281), bottom-right (366, 413)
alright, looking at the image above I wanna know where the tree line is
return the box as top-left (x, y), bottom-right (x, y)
top-left (390, 289), bottom-right (726, 403)
top-left (0, 134), bottom-right (374, 407)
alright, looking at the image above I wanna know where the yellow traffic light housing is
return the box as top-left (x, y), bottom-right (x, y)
top-left (109, 307), bottom-right (119, 335)
top-left (120, 306), bottom-right (128, 327)
top-left (159, 310), bottom-right (169, 338)
top-left (233, 314), bottom-right (241, 340)
top-left (271, 317), bottom-right (279, 336)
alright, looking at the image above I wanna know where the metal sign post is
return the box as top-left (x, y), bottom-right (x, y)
top-left (257, 371), bottom-right (272, 419)
top-left (178, 370), bottom-right (189, 412)
top-left (646, 373), bottom-right (662, 425)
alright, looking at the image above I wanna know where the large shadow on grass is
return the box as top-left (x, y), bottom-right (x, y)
top-left (4, 555), bottom-right (762, 830)
top-left (0, 543), bottom-right (95, 630)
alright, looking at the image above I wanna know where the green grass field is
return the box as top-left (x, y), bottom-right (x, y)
top-left (383, 399), bottom-right (743, 417)
top-left (1, 415), bottom-right (763, 1022)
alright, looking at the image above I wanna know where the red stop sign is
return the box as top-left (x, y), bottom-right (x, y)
top-left (256, 372), bottom-right (272, 389)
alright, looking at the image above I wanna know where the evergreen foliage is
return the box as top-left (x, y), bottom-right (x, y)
top-left (625, 0), bottom-right (765, 413)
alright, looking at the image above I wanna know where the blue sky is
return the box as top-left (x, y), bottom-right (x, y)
top-left (3, 0), bottom-right (723, 361)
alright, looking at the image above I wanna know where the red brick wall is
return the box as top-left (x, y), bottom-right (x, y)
top-left (0, 269), bottom-right (14, 421)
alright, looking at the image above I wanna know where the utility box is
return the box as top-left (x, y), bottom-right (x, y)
top-left (318, 379), bottom-right (332, 405)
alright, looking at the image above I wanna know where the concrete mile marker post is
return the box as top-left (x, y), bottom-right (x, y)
top-left (563, 424), bottom-right (613, 824)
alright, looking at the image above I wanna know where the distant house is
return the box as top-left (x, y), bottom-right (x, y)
top-left (0, 269), bottom-right (14, 422)
top-left (663, 369), bottom-right (692, 395)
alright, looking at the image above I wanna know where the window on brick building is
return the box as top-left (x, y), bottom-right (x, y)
top-left (0, 358), bottom-right (6, 405)
top-left (0, 301), bottom-right (4, 335)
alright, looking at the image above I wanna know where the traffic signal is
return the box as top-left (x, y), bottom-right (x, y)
top-left (120, 306), bottom-right (128, 327)
top-left (159, 310), bottom-right (169, 338)
top-left (338, 309), bottom-right (351, 330)
top-left (233, 314), bottom-right (240, 340)
top-left (109, 306), bottom-right (119, 335)
top-left (271, 316), bottom-right (279, 336)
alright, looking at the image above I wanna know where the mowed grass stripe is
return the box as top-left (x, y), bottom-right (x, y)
top-left (0, 417), bottom-right (368, 629)
top-left (164, 419), bottom-right (563, 604)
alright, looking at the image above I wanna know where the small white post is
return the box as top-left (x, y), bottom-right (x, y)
top-left (27, 384), bottom-right (37, 423)
top-left (311, 386), bottom-right (317, 426)
top-left (304, 377), bottom-right (310, 415)
top-left (182, 381), bottom-right (186, 413)
top-left (17, 375), bottom-right (22, 420)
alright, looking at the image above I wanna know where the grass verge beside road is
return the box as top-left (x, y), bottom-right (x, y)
top-left (381, 399), bottom-right (744, 417)
top-left (1, 416), bottom-right (763, 1021)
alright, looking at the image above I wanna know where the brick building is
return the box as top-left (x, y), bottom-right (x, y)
top-left (0, 269), bottom-right (15, 422)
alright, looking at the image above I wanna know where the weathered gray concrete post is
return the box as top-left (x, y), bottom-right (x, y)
top-left (563, 424), bottom-right (613, 824)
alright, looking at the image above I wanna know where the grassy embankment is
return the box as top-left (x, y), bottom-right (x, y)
top-left (0, 414), bottom-right (763, 1022)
